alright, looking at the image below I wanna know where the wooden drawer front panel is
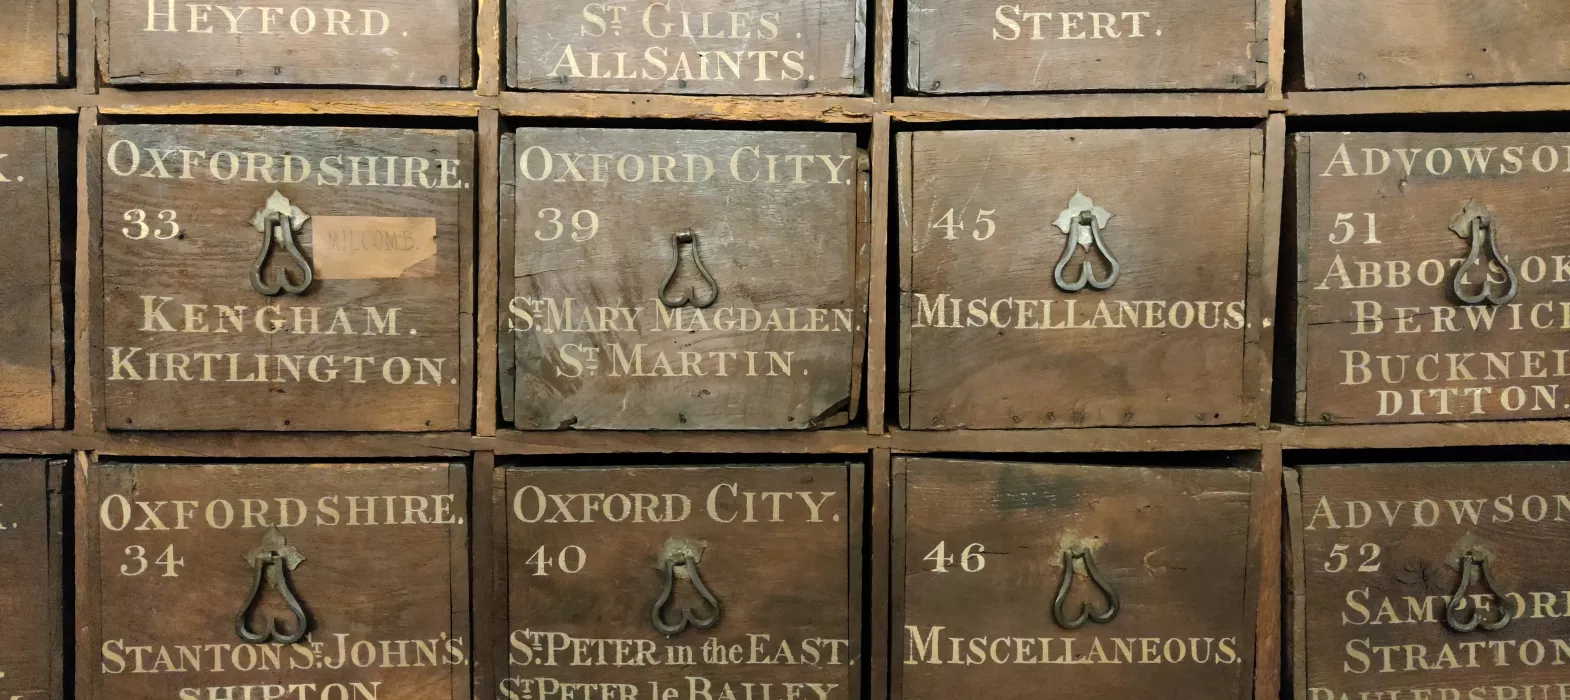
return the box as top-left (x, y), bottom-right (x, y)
top-left (501, 464), bottom-right (858, 700)
top-left (1298, 462), bottom-right (1570, 700)
top-left (899, 129), bottom-right (1258, 429)
top-left (1295, 132), bottom-right (1570, 425)
top-left (87, 462), bottom-right (469, 700)
top-left (898, 458), bottom-right (1257, 700)
top-left (0, 127), bottom-right (62, 430)
top-left (510, 0), bottom-right (864, 95)
top-left (1302, 1), bottom-right (1570, 90)
top-left (98, 125), bottom-right (473, 431)
top-left (906, 0), bottom-right (1263, 93)
top-left (0, 0), bottom-right (67, 85)
top-left (0, 459), bottom-right (62, 700)
top-left (107, 0), bottom-right (473, 87)
top-left (505, 128), bottom-right (865, 430)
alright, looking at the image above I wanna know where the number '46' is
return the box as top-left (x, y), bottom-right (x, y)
top-left (924, 541), bottom-right (987, 573)
top-left (932, 209), bottom-right (997, 241)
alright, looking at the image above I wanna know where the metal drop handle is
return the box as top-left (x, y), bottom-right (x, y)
top-left (651, 555), bottom-right (722, 636)
top-left (1053, 546), bottom-right (1120, 630)
top-left (658, 230), bottom-right (719, 309)
top-left (1445, 549), bottom-right (1517, 633)
top-left (1052, 192), bottom-right (1120, 292)
top-left (235, 528), bottom-right (311, 645)
top-left (249, 190), bottom-right (314, 297)
top-left (1450, 200), bottom-right (1518, 306)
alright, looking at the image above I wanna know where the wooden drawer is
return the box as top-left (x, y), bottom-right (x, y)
top-left (898, 128), bottom-right (1267, 429)
top-left (81, 461), bottom-right (469, 700)
top-left (500, 128), bottom-right (869, 430)
top-left (106, 0), bottom-right (474, 87)
top-left (0, 127), bottom-right (65, 430)
top-left (897, 458), bottom-right (1260, 700)
top-left (509, 0), bottom-right (864, 95)
top-left (1302, 1), bottom-right (1570, 90)
top-left (1293, 462), bottom-right (1570, 700)
top-left (1291, 132), bottom-right (1570, 425)
top-left (0, 459), bottom-right (64, 700)
top-left (0, 0), bottom-right (68, 86)
top-left (95, 124), bottom-right (474, 432)
top-left (495, 463), bottom-right (862, 700)
top-left (905, 0), bottom-right (1265, 94)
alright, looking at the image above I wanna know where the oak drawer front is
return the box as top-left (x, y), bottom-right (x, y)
top-left (98, 124), bottom-right (473, 432)
top-left (500, 464), bottom-right (858, 700)
top-left (906, 0), bottom-right (1263, 94)
top-left (899, 129), bottom-right (1258, 429)
top-left (1294, 132), bottom-right (1570, 425)
top-left (898, 458), bottom-right (1257, 700)
top-left (86, 461), bottom-right (469, 700)
top-left (0, 459), bottom-right (63, 700)
top-left (1298, 462), bottom-right (1570, 700)
top-left (0, 0), bottom-right (67, 86)
top-left (107, 0), bottom-right (473, 87)
top-left (0, 127), bottom-right (62, 430)
top-left (510, 0), bottom-right (864, 95)
top-left (503, 128), bottom-right (866, 430)
top-left (1302, 1), bottom-right (1570, 90)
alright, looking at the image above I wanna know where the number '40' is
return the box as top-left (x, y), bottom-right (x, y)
top-left (525, 545), bottom-right (586, 576)
top-left (932, 208), bottom-right (997, 241)
top-left (924, 541), bottom-right (987, 573)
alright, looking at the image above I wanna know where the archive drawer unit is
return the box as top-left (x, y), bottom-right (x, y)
top-left (508, 0), bottom-right (866, 95)
top-left (897, 127), bottom-right (1275, 430)
top-left (0, 0), bottom-right (69, 86)
top-left (104, 0), bottom-right (475, 87)
top-left (904, 0), bottom-right (1266, 93)
top-left (0, 459), bottom-right (65, 700)
top-left (90, 123), bottom-right (475, 432)
top-left (0, 126), bottom-right (67, 430)
top-left (1288, 131), bottom-right (1570, 426)
top-left (499, 127), bottom-right (870, 431)
top-left (895, 457), bottom-right (1266, 700)
top-left (492, 461), bottom-right (864, 700)
top-left (1289, 461), bottom-right (1570, 700)
top-left (78, 460), bottom-right (471, 700)
top-left (1300, 1), bottom-right (1570, 90)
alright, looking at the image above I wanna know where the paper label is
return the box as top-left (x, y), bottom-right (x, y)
top-left (309, 216), bottom-right (438, 279)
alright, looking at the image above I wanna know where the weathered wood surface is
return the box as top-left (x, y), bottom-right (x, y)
top-left (899, 128), bottom-right (1259, 429)
top-left (1302, 1), bottom-right (1570, 90)
top-left (906, 0), bottom-right (1264, 93)
top-left (97, 124), bottom-right (473, 431)
top-left (498, 464), bottom-right (857, 700)
top-left (0, 0), bottom-right (68, 85)
top-left (510, 0), bottom-right (865, 95)
top-left (1294, 132), bottom-right (1570, 425)
top-left (85, 461), bottom-right (469, 700)
top-left (0, 127), bottom-right (62, 430)
top-left (106, 0), bottom-right (474, 87)
top-left (897, 457), bottom-right (1257, 699)
top-left (0, 459), bottom-right (62, 700)
top-left (505, 128), bottom-right (865, 430)
top-left (1296, 461), bottom-right (1570, 700)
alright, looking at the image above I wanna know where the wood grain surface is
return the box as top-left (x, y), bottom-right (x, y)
top-left (510, 0), bottom-right (865, 95)
top-left (897, 457), bottom-right (1257, 700)
top-left (1302, 0), bottom-right (1570, 90)
top-left (1295, 132), bottom-right (1570, 425)
top-left (106, 0), bottom-right (474, 87)
top-left (84, 461), bottom-right (469, 700)
top-left (899, 128), bottom-right (1259, 429)
top-left (0, 459), bottom-right (62, 700)
top-left (0, 127), bottom-right (62, 430)
top-left (505, 128), bottom-right (865, 430)
top-left (0, 0), bottom-right (68, 86)
top-left (1298, 461), bottom-right (1570, 699)
top-left (907, 0), bottom-right (1265, 93)
top-left (97, 124), bottom-right (473, 431)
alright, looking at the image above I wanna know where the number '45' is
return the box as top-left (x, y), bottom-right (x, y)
top-left (932, 209), bottom-right (997, 241)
